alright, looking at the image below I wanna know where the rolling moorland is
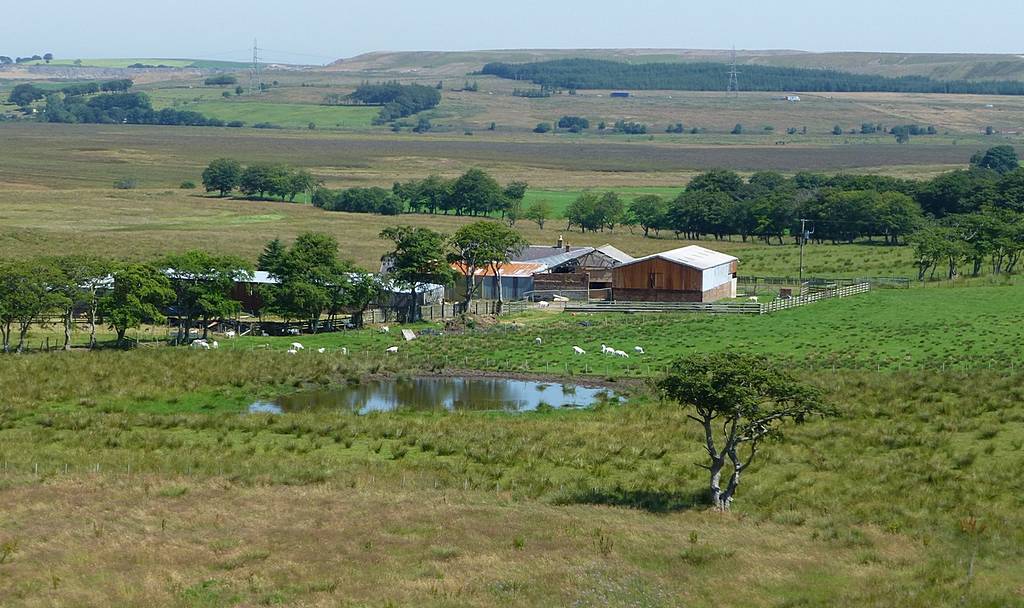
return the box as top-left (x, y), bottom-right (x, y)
top-left (1, 48), bottom-right (1024, 607)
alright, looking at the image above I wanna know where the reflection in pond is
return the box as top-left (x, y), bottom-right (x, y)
top-left (249, 377), bottom-right (621, 414)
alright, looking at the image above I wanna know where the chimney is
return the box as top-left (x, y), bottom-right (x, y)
top-left (556, 234), bottom-right (564, 249)
top-left (565, 242), bottom-right (570, 252)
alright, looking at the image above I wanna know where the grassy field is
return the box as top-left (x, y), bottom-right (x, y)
top-left (0, 122), bottom-right (998, 193)
top-left (0, 186), bottom-right (918, 276)
top-left (3, 57), bottom-right (1024, 605)
top-left (144, 88), bottom-right (380, 129)
top-left (198, 279), bottom-right (1022, 373)
top-left (0, 346), bottom-right (1021, 605)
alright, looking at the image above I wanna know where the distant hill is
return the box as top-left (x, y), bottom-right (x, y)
top-left (328, 49), bottom-right (1024, 82)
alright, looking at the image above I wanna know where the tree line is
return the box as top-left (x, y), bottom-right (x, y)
top-left (564, 146), bottom-right (1022, 250)
top-left (0, 236), bottom-right (389, 351)
top-left (325, 81), bottom-right (441, 125)
top-left (40, 90), bottom-right (224, 126)
top-left (481, 59), bottom-right (1024, 95)
top-left (0, 53), bottom-right (53, 65)
top-left (7, 79), bottom-right (131, 106)
top-left (201, 159), bottom-right (317, 200)
top-left (310, 169), bottom-right (530, 219)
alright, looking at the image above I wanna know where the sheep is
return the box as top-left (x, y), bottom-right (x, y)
top-left (634, 346), bottom-right (645, 354)
top-left (600, 344), bottom-right (611, 354)
top-left (385, 346), bottom-right (399, 353)
top-left (290, 342), bottom-right (304, 351)
top-left (748, 296), bottom-right (759, 303)
top-left (317, 347), bottom-right (326, 354)
top-left (190, 339), bottom-right (210, 350)
top-left (614, 350), bottom-right (630, 358)
top-left (537, 301), bottom-right (550, 308)
top-left (287, 328), bottom-right (301, 336)
top-left (340, 347), bottom-right (348, 355)
top-left (380, 326), bottom-right (390, 334)
top-left (572, 346), bottom-right (586, 355)
top-left (211, 341), bottom-right (219, 349)
top-left (286, 348), bottom-right (298, 355)
top-left (534, 337), bottom-right (543, 345)
top-left (224, 330), bottom-right (236, 339)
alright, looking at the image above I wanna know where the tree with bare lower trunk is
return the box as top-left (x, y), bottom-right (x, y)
top-left (656, 353), bottom-right (829, 511)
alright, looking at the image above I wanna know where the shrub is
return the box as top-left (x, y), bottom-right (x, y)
top-left (114, 178), bottom-right (138, 190)
top-left (179, 180), bottom-right (196, 189)
top-left (533, 122), bottom-right (552, 133)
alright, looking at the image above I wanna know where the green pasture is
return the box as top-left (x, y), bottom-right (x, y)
top-left (523, 186), bottom-right (683, 215)
top-left (220, 279), bottom-right (1024, 373)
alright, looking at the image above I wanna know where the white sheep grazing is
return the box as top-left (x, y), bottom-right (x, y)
top-left (748, 296), bottom-right (759, 303)
top-left (340, 347), bottom-right (348, 355)
top-left (290, 342), bottom-right (304, 350)
top-left (615, 350), bottom-right (630, 358)
top-left (385, 346), bottom-right (399, 353)
top-left (634, 346), bottom-right (645, 354)
top-left (211, 341), bottom-right (219, 349)
top-left (380, 326), bottom-right (390, 334)
top-left (317, 347), bottom-right (326, 354)
top-left (190, 339), bottom-right (210, 350)
top-left (600, 344), bottom-right (611, 354)
top-left (224, 330), bottom-right (236, 339)
top-left (538, 301), bottom-right (549, 308)
top-left (534, 337), bottom-right (543, 345)
top-left (286, 348), bottom-right (298, 355)
top-left (572, 346), bottom-right (586, 355)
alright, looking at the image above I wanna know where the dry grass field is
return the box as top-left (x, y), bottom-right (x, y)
top-left (0, 187), bottom-right (916, 276)
top-left (0, 122), bottom-right (1000, 193)
top-left (0, 479), bottom-right (928, 607)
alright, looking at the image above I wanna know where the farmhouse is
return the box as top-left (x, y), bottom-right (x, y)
top-left (612, 245), bottom-right (738, 302)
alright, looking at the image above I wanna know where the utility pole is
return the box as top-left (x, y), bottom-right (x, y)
top-left (798, 218), bottom-right (813, 288)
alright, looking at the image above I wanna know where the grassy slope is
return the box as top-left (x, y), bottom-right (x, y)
top-left (0, 187), bottom-right (917, 276)
top-left (0, 350), bottom-right (1021, 605)
top-left (207, 280), bottom-right (1022, 372)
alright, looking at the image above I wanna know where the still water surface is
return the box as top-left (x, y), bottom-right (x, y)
top-left (249, 377), bottom-right (621, 414)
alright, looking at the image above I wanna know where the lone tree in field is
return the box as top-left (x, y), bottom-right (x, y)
top-left (657, 353), bottom-right (829, 511)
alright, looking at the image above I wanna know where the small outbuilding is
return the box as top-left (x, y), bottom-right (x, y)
top-left (611, 245), bottom-right (738, 302)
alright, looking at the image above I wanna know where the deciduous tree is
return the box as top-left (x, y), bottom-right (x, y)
top-left (656, 353), bottom-right (828, 511)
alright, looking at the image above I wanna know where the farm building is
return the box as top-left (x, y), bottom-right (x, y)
top-left (450, 239), bottom-right (637, 302)
top-left (230, 271), bottom-right (444, 314)
top-left (451, 262), bottom-right (547, 302)
top-left (612, 245), bottom-right (738, 302)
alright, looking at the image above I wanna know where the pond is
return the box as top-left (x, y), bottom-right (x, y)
top-left (248, 377), bottom-right (622, 414)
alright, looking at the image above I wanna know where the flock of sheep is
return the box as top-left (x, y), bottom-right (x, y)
top-left (570, 343), bottom-right (645, 357)
top-left (198, 322), bottom-right (648, 360)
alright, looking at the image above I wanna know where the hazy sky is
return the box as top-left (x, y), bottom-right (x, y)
top-left (3, 0), bottom-right (1021, 63)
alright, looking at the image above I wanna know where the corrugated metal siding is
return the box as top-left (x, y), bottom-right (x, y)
top-left (701, 263), bottom-right (735, 291)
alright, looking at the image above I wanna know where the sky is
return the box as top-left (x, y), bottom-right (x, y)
top-left (2, 0), bottom-right (1021, 63)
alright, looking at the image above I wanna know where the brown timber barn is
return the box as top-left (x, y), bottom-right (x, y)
top-left (612, 245), bottom-right (738, 302)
